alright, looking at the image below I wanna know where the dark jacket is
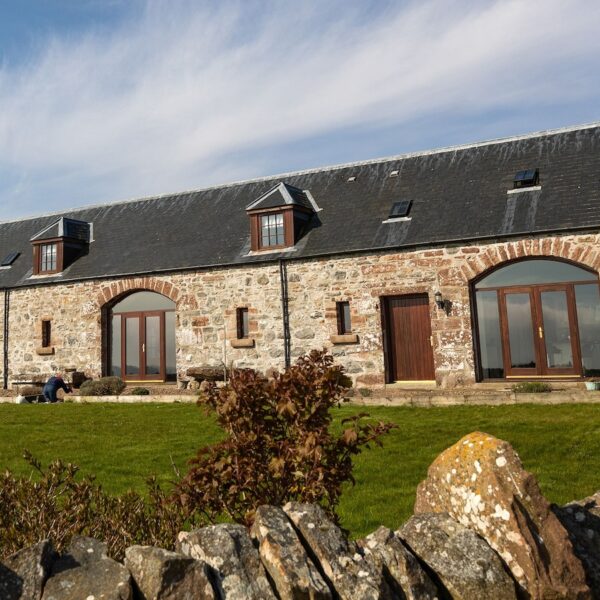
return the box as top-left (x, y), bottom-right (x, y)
top-left (43, 376), bottom-right (71, 395)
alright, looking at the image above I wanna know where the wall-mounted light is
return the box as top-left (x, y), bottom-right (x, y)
top-left (434, 291), bottom-right (444, 310)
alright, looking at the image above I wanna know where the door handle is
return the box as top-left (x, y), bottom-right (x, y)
top-left (538, 327), bottom-right (543, 339)
top-left (142, 343), bottom-right (145, 353)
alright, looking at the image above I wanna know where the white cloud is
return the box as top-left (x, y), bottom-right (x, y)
top-left (0, 0), bottom-right (599, 218)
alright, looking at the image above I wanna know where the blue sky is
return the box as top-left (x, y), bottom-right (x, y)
top-left (1, 0), bottom-right (600, 220)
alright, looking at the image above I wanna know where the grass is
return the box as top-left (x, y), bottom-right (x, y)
top-left (0, 402), bottom-right (599, 538)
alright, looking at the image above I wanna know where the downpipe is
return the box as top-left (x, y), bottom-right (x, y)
top-left (3, 289), bottom-right (9, 390)
top-left (279, 259), bottom-right (291, 369)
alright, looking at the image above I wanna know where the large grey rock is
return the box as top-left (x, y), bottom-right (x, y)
top-left (176, 523), bottom-right (276, 599)
top-left (0, 540), bottom-right (56, 600)
top-left (555, 491), bottom-right (600, 598)
top-left (358, 526), bottom-right (440, 600)
top-left (283, 502), bottom-right (392, 600)
top-left (125, 545), bottom-right (215, 599)
top-left (250, 505), bottom-right (332, 600)
top-left (42, 557), bottom-right (133, 600)
top-left (398, 513), bottom-right (518, 600)
top-left (415, 432), bottom-right (591, 599)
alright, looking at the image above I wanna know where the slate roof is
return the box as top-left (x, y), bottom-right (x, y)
top-left (1, 122), bottom-right (599, 289)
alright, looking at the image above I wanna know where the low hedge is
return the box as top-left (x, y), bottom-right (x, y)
top-left (79, 376), bottom-right (126, 396)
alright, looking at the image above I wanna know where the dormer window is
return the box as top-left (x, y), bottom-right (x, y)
top-left (246, 182), bottom-right (320, 252)
top-left (31, 217), bottom-right (91, 276)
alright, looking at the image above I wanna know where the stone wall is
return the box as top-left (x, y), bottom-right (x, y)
top-left (1, 431), bottom-right (599, 599)
top-left (2, 231), bottom-right (599, 388)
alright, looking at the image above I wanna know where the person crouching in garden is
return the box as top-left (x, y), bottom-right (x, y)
top-left (42, 372), bottom-right (72, 403)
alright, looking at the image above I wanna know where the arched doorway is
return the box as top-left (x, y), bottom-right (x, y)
top-left (473, 259), bottom-right (600, 380)
top-left (108, 291), bottom-right (176, 382)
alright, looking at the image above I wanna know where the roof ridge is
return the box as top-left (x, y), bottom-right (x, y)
top-left (1, 120), bottom-right (599, 226)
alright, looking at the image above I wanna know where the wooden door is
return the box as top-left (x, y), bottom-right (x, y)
top-left (384, 294), bottom-right (435, 381)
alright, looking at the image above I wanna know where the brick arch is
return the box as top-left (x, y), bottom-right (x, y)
top-left (460, 238), bottom-right (600, 283)
top-left (96, 277), bottom-right (182, 309)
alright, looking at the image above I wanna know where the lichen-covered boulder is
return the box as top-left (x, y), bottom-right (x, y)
top-left (414, 431), bottom-right (591, 599)
top-left (555, 491), bottom-right (600, 598)
top-left (41, 557), bottom-right (133, 600)
top-left (283, 502), bottom-right (392, 600)
top-left (0, 540), bottom-right (56, 600)
top-left (51, 536), bottom-right (108, 574)
top-left (399, 513), bottom-right (517, 600)
top-left (250, 505), bottom-right (332, 599)
top-left (125, 545), bottom-right (215, 599)
top-left (176, 523), bottom-right (276, 599)
top-left (358, 526), bottom-right (439, 600)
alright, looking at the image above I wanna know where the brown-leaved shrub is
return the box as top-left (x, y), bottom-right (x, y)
top-left (178, 349), bottom-right (395, 525)
top-left (0, 452), bottom-right (193, 560)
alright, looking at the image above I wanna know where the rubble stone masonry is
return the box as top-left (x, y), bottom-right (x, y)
top-left (2, 231), bottom-right (599, 388)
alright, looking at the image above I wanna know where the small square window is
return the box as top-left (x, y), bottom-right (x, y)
top-left (41, 320), bottom-right (52, 348)
top-left (513, 169), bottom-right (539, 189)
top-left (336, 301), bottom-right (352, 335)
top-left (39, 243), bottom-right (58, 272)
top-left (260, 213), bottom-right (285, 248)
top-left (389, 200), bottom-right (412, 219)
top-left (236, 307), bottom-right (249, 339)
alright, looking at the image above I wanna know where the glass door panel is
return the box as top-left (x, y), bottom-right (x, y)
top-left (125, 317), bottom-right (140, 376)
top-left (575, 284), bottom-right (600, 376)
top-left (539, 290), bottom-right (575, 370)
top-left (165, 311), bottom-right (177, 381)
top-left (144, 315), bottom-right (162, 376)
top-left (110, 315), bottom-right (122, 377)
top-left (504, 292), bottom-right (537, 372)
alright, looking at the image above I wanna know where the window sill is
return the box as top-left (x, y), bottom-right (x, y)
top-left (230, 338), bottom-right (255, 349)
top-left (36, 347), bottom-right (55, 356)
top-left (507, 185), bottom-right (541, 195)
top-left (246, 247), bottom-right (297, 257)
top-left (330, 334), bottom-right (359, 345)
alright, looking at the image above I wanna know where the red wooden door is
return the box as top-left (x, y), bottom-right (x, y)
top-left (385, 295), bottom-right (435, 381)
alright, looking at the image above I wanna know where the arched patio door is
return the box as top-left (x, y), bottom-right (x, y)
top-left (109, 291), bottom-right (176, 382)
top-left (474, 259), bottom-right (600, 380)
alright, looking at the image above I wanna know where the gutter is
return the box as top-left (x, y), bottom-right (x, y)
top-left (3, 289), bottom-right (9, 390)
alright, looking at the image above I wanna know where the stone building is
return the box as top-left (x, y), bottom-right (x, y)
top-left (1, 123), bottom-right (599, 389)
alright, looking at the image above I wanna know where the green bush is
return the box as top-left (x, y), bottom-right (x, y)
top-left (0, 452), bottom-right (195, 560)
top-left (79, 376), bottom-right (126, 396)
top-left (512, 382), bottom-right (552, 393)
top-left (178, 349), bottom-right (396, 525)
top-left (130, 387), bottom-right (150, 396)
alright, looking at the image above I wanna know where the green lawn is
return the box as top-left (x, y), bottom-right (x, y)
top-left (0, 402), bottom-right (599, 538)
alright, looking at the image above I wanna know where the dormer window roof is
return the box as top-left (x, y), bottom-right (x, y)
top-left (31, 217), bottom-right (92, 275)
top-left (30, 217), bottom-right (92, 243)
top-left (246, 182), bottom-right (319, 252)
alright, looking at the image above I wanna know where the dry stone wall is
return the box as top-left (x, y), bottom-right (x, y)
top-left (2, 231), bottom-right (599, 388)
top-left (2, 432), bottom-right (599, 599)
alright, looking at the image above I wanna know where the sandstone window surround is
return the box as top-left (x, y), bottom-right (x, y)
top-left (36, 318), bottom-right (55, 355)
top-left (230, 307), bottom-right (255, 348)
top-left (331, 301), bottom-right (359, 345)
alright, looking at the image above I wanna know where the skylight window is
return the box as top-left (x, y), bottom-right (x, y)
top-left (1, 252), bottom-right (20, 267)
top-left (389, 200), bottom-right (412, 219)
top-left (513, 169), bottom-right (539, 189)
